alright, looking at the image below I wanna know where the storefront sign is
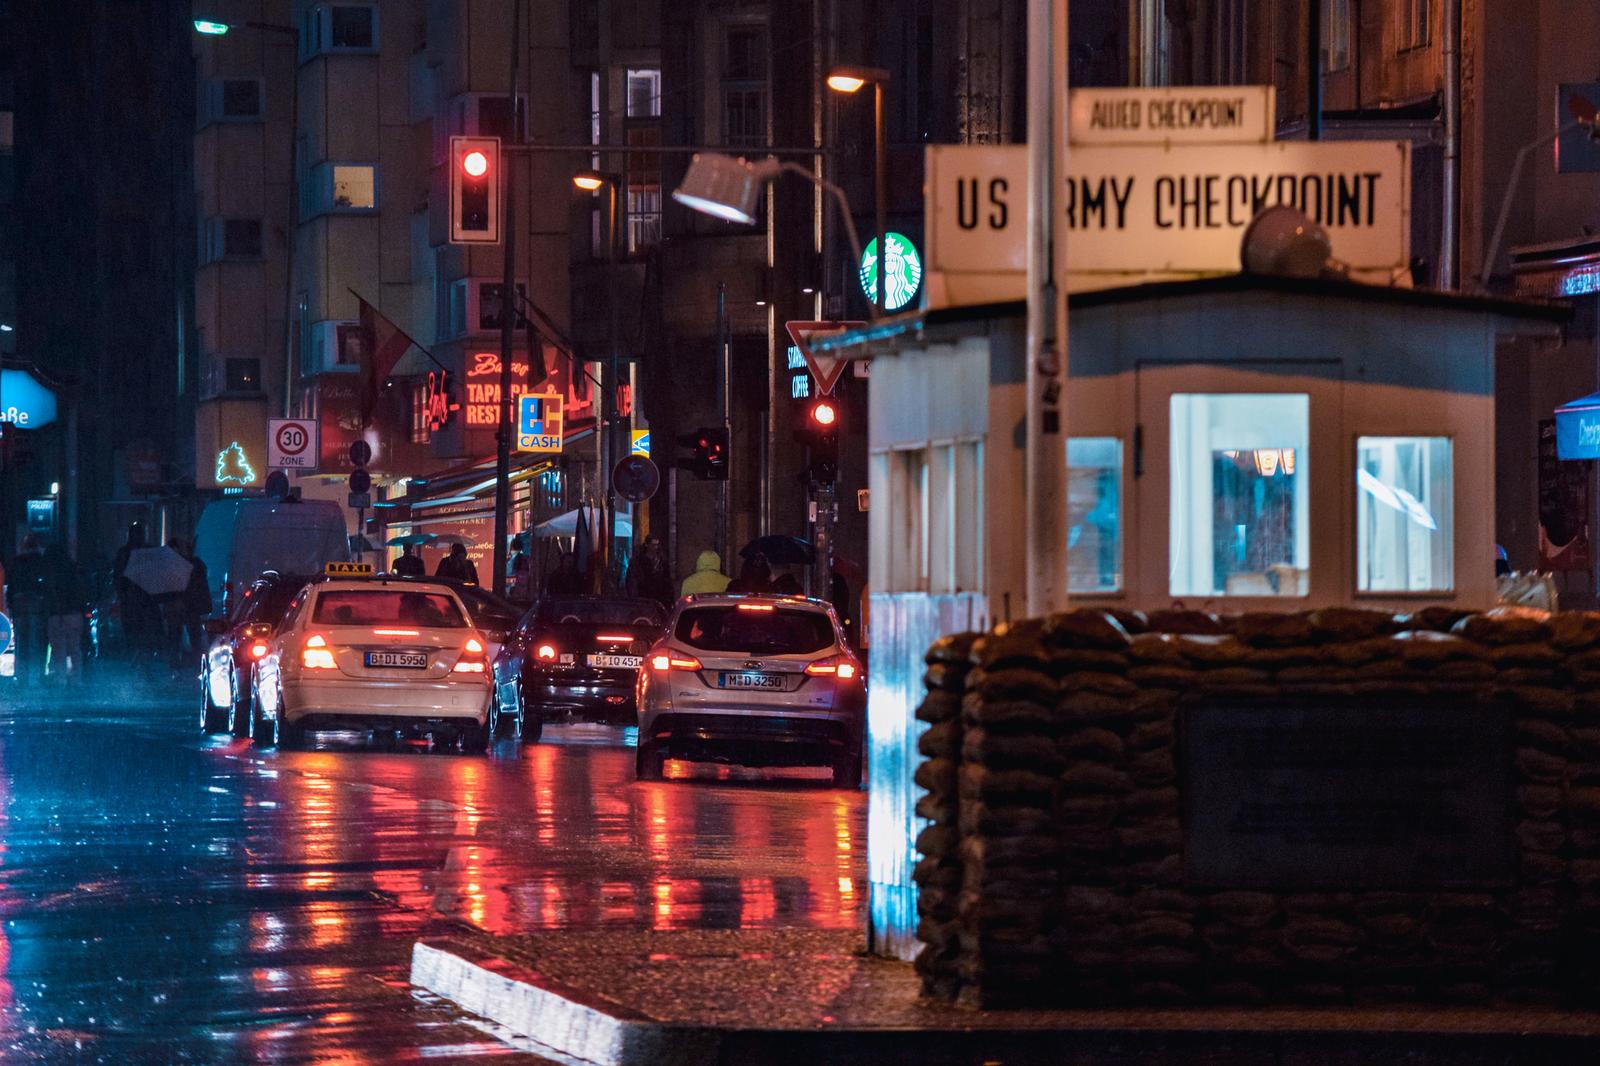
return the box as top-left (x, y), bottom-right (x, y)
top-left (924, 140), bottom-right (1411, 306)
top-left (461, 346), bottom-right (595, 440)
top-left (631, 429), bottom-right (651, 457)
top-left (0, 368), bottom-right (58, 428)
top-left (516, 392), bottom-right (564, 452)
top-left (195, 397), bottom-right (267, 489)
top-left (858, 233), bottom-right (923, 312)
top-left (1540, 417), bottom-right (1591, 569)
top-left (423, 370), bottom-right (458, 432)
top-left (1069, 86), bottom-right (1274, 146)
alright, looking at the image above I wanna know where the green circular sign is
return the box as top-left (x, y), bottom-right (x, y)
top-left (858, 232), bottom-right (923, 312)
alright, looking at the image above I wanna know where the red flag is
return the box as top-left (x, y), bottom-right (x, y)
top-left (355, 293), bottom-right (416, 425)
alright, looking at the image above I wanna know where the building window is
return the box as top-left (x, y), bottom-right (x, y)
top-left (721, 24), bottom-right (767, 148)
top-left (411, 382), bottom-right (431, 444)
top-left (332, 165), bottom-right (375, 209)
top-left (225, 357), bottom-right (261, 393)
top-left (1068, 438), bottom-right (1122, 593)
top-left (223, 219), bottom-right (263, 258)
top-left (301, 4), bottom-right (378, 59)
top-left (1397, 0), bottom-right (1429, 51)
top-left (1357, 436), bottom-right (1453, 593)
top-left (1323, 0), bottom-right (1352, 72)
top-left (1170, 393), bottom-right (1310, 597)
top-left (222, 79), bottom-right (263, 118)
top-left (626, 126), bottom-right (661, 252)
top-left (626, 69), bottom-right (660, 118)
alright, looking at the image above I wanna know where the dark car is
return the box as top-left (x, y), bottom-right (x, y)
top-left (200, 571), bottom-right (309, 736)
top-left (493, 596), bottom-right (668, 740)
top-left (424, 576), bottom-right (522, 657)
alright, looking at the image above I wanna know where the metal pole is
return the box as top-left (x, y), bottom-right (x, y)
top-left (65, 399), bottom-right (79, 560)
top-left (1439, 0), bottom-right (1460, 289)
top-left (491, 0), bottom-right (522, 597)
top-left (1307, 0), bottom-right (1322, 141)
top-left (873, 82), bottom-right (887, 317)
top-left (283, 29), bottom-right (300, 415)
top-left (604, 178), bottom-right (620, 588)
top-left (1027, 0), bottom-right (1068, 615)
top-left (717, 281), bottom-right (731, 565)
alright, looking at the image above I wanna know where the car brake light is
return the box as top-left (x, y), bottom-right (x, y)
top-left (453, 661), bottom-right (486, 673)
top-left (302, 634), bottom-right (336, 670)
top-left (374, 628), bottom-right (420, 637)
top-left (249, 642), bottom-right (270, 660)
top-left (597, 634), bottom-right (632, 643)
top-left (536, 643), bottom-right (558, 661)
top-left (651, 653), bottom-right (702, 672)
top-left (454, 635), bottom-right (488, 673)
top-left (736, 603), bottom-right (775, 612)
top-left (464, 637), bottom-right (485, 654)
top-left (806, 657), bottom-right (860, 679)
top-left (838, 661), bottom-right (857, 680)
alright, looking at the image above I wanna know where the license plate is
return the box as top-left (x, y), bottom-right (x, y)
top-left (365, 651), bottom-right (427, 669)
top-left (718, 672), bottom-right (785, 690)
top-left (588, 653), bottom-right (643, 669)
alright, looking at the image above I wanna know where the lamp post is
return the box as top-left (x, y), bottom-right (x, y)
top-left (826, 66), bottom-right (890, 318)
top-left (193, 18), bottom-right (300, 417)
top-left (573, 170), bottom-right (622, 588)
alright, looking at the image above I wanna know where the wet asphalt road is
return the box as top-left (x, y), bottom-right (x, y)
top-left (0, 667), bottom-right (867, 1063)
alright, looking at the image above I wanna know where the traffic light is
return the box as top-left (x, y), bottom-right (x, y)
top-left (450, 135), bottom-right (501, 243)
top-left (803, 398), bottom-right (840, 484)
top-left (675, 426), bottom-right (729, 481)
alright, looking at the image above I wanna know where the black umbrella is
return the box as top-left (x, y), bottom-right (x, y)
top-left (739, 534), bottom-right (815, 566)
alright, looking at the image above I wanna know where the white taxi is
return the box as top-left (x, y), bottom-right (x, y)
top-left (252, 567), bottom-right (498, 751)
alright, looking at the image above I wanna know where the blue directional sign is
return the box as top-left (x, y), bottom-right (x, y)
top-left (0, 369), bottom-right (58, 429)
top-left (0, 612), bottom-right (11, 655)
top-left (516, 392), bottom-right (564, 453)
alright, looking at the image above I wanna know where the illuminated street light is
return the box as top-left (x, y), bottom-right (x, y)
top-left (192, 19), bottom-right (231, 35)
top-left (827, 66), bottom-right (892, 318)
top-left (0, 324), bottom-right (13, 332)
top-left (572, 171), bottom-right (607, 191)
top-left (826, 73), bottom-right (866, 93)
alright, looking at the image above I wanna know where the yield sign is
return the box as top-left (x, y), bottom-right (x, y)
top-left (785, 320), bottom-right (867, 396)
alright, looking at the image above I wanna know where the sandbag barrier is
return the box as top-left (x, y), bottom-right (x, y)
top-left (909, 606), bottom-right (1600, 1008)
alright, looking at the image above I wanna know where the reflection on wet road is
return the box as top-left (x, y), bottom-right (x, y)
top-left (0, 671), bottom-right (865, 1062)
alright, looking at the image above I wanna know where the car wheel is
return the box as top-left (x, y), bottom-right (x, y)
top-left (831, 748), bottom-right (864, 790)
top-left (635, 741), bottom-right (665, 780)
top-left (201, 684), bottom-right (229, 734)
top-left (230, 675), bottom-right (254, 738)
top-left (250, 694), bottom-right (277, 747)
top-left (519, 684), bottom-right (544, 744)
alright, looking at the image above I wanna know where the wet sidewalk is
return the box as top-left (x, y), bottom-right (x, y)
top-left (412, 926), bottom-right (1600, 1065)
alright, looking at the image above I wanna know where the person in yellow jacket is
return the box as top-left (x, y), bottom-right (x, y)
top-left (679, 550), bottom-right (731, 596)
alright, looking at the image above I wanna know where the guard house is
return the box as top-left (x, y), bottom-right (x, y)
top-left (817, 273), bottom-right (1566, 958)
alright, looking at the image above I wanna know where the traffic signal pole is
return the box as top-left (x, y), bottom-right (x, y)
top-left (716, 281), bottom-right (730, 565)
top-left (491, 0), bottom-right (522, 598)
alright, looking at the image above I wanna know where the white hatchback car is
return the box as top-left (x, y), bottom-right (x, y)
top-left (253, 576), bottom-right (497, 751)
top-left (635, 594), bottom-right (865, 786)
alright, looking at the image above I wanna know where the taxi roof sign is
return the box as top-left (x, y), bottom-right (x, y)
top-left (325, 561), bottom-right (374, 577)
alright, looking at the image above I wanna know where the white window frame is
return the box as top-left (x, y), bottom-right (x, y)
top-left (302, 161), bottom-right (379, 218)
top-left (1354, 434), bottom-right (1455, 596)
top-left (299, 4), bottom-right (379, 61)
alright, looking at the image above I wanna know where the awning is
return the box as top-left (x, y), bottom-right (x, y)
top-left (1555, 392), bottom-right (1600, 459)
top-left (533, 507), bottom-right (632, 539)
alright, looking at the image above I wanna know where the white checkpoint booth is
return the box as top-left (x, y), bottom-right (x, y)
top-left (818, 274), bottom-right (1564, 958)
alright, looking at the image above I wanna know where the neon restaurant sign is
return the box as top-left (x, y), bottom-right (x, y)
top-left (463, 352), bottom-right (536, 428)
top-left (858, 231), bottom-right (924, 312)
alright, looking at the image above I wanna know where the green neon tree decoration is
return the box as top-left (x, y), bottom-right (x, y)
top-left (215, 441), bottom-right (258, 485)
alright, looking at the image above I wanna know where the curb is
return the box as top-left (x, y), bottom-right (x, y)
top-left (410, 939), bottom-right (717, 1066)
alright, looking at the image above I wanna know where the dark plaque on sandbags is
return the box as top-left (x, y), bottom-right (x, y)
top-left (1181, 701), bottom-right (1510, 888)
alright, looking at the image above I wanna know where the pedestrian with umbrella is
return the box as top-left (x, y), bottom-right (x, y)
top-left (392, 543), bottom-right (426, 577)
top-left (113, 524), bottom-right (162, 664)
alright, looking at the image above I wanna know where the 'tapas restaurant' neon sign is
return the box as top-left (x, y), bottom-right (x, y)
top-left (463, 352), bottom-right (533, 427)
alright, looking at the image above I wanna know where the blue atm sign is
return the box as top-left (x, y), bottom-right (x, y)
top-left (516, 392), bottom-right (564, 453)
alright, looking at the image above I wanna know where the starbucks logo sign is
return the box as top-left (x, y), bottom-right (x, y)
top-left (858, 232), bottom-right (923, 312)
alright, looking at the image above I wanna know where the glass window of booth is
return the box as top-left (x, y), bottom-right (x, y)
top-left (1068, 437), bottom-right (1122, 593)
top-left (1356, 436), bottom-right (1453, 593)
top-left (1170, 393), bottom-right (1310, 597)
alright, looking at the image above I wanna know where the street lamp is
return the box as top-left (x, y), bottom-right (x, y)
top-left (827, 65), bottom-right (890, 319)
top-left (194, 16), bottom-right (300, 417)
top-left (573, 170), bottom-right (623, 585)
top-left (672, 154), bottom-right (869, 315)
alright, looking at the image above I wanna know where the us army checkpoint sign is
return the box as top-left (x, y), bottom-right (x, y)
top-left (516, 392), bottom-right (564, 453)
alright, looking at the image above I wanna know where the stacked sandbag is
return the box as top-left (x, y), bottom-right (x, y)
top-left (911, 605), bottom-right (1600, 1008)
top-left (912, 632), bottom-right (978, 1000)
top-left (954, 622), bottom-right (1064, 1007)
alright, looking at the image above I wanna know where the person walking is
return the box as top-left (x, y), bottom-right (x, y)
top-left (545, 552), bottom-right (585, 595)
top-left (113, 523), bottom-right (160, 663)
top-left (5, 536), bottom-right (50, 685)
top-left (507, 541), bottom-right (533, 602)
top-left (679, 550), bottom-right (731, 596)
top-left (43, 541), bottom-right (85, 682)
top-left (625, 535), bottom-right (674, 606)
top-left (434, 542), bottom-right (479, 585)
top-left (392, 544), bottom-right (426, 577)
top-left (169, 539), bottom-right (211, 669)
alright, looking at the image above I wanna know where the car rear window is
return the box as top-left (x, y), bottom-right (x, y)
top-left (673, 606), bottom-right (834, 654)
top-left (536, 598), bottom-right (666, 628)
top-left (312, 590), bottom-right (467, 628)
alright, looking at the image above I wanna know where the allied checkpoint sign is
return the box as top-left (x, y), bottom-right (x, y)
top-left (516, 392), bottom-right (564, 453)
top-left (922, 86), bottom-right (1411, 308)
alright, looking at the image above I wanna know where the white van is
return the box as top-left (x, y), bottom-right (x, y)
top-left (194, 498), bottom-right (351, 616)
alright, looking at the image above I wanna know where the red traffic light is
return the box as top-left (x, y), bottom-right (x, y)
top-left (811, 400), bottom-right (838, 427)
top-left (462, 150), bottom-right (489, 177)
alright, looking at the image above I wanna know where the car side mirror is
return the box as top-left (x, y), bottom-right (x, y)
top-left (203, 617), bottom-right (228, 636)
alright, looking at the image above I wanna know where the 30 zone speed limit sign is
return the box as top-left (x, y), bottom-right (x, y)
top-left (268, 418), bottom-right (320, 471)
